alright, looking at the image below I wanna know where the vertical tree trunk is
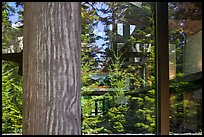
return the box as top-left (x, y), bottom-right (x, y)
top-left (23, 2), bottom-right (81, 135)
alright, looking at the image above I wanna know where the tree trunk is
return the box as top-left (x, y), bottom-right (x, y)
top-left (23, 2), bottom-right (81, 135)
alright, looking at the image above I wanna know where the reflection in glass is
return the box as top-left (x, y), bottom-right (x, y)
top-left (169, 2), bottom-right (202, 134)
top-left (81, 2), bottom-right (155, 134)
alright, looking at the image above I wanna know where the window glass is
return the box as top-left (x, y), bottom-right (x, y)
top-left (168, 2), bottom-right (202, 134)
top-left (81, 2), bottom-right (156, 134)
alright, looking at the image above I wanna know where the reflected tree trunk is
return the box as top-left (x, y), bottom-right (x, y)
top-left (23, 2), bottom-right (81, 135)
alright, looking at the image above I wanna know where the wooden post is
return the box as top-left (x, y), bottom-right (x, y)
top-left (23, 2), bottom-right (81, 135)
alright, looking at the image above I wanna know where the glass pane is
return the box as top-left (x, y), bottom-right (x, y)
top-left (81, 2), bottom-right (156, 134)
top-left (168, 2), bottom-right (202, 135)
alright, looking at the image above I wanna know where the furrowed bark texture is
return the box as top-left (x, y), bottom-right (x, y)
top-left (23, 2), bottom-right (81, 135)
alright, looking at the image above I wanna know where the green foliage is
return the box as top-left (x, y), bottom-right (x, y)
top-left (81, 47), bottom-right (156, 134)
top-left (81, 96), bottom-right (95, 115)
top-left (2, 2), bottom-right (15, 29)
top-left (2, 62), bottom-right (23, 134)
top-left (106, 105), bottom-right (129, 133)
top-left (2, 27), bottom-right (23, 50)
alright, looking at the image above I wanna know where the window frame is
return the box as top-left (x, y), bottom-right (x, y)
top-left (154, 2), bottom-right (169, 135)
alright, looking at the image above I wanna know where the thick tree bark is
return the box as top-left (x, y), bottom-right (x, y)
top-left (23, 2), bottom-right (81, 135)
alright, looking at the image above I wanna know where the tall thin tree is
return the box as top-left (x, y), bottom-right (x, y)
top-left (23, 2), bottom-right (81, 135)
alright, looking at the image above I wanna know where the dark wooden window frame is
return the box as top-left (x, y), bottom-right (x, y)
top-left (154, 2), bottom-right (169, 135)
